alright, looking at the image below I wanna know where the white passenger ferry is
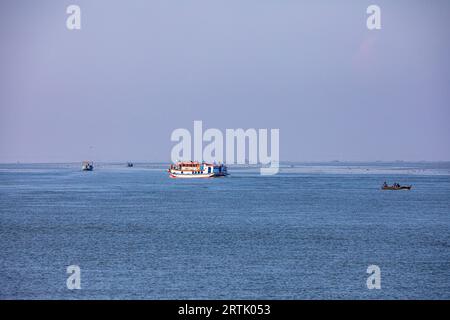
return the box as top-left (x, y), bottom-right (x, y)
top-left (168, 161), bottom-right (228, 179)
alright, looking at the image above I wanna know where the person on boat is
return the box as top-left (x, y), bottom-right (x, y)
top-left (383, 181), bottom-right (388, 187)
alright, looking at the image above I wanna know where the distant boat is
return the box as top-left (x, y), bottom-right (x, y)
top-left (127, 162), bottom-right (134, 167)
top-left (168, 161), bottom-right (228, 179)
top-left (82, 161), bottom-right (94, 171)
top-left (381, 184), bottom-right (411, 190)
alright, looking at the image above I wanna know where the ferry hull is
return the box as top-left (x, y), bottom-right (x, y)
top-left (169, 172), bottom-right (215, 179)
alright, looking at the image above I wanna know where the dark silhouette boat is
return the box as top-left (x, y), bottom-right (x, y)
top-left (381, 185), bottom-right (411, 190)
top-left (127, 162), bottom-right (134, 167)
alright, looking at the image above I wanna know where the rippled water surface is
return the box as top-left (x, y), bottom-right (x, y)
top-left (1, 163), bottom-right (449, 299)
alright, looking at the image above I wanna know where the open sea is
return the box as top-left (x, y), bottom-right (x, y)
top-left (0, 162), bottom-right (449, 299)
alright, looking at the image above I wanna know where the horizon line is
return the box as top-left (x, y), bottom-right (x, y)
top-left (1, 160), bottom-right (450, 165)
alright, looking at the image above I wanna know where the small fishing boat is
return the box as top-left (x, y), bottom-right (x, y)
top-left (127, 162), bottom-right (134, 167)
top-left (381, 184), bottom-right (411, 190)
top-left (168, 161), bottom-right (228, 179)
top-left (82, 161), bottom-right (94, 171)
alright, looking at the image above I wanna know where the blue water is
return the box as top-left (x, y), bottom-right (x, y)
top-left (0, 163), bottom-right (449, 299)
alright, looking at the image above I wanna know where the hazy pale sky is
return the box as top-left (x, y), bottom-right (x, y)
top-left (1, 0), bottom-right (449, 162)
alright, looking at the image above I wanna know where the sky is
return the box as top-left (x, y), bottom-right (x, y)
top-left (0, 0), bottom-right (449, 162)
